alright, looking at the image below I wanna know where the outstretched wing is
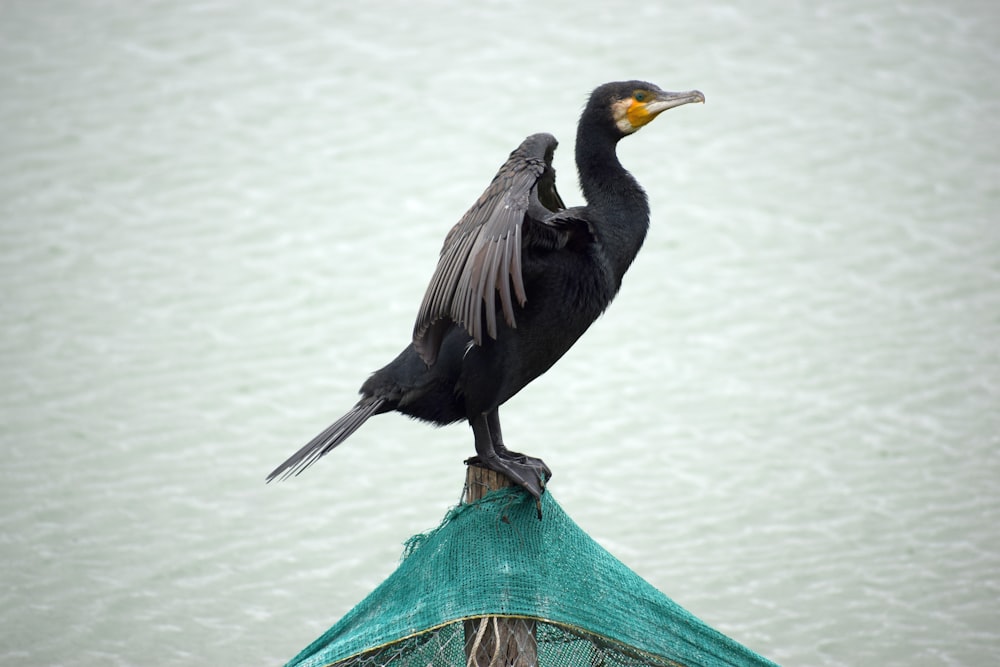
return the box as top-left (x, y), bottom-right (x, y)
top-left (413, 133), bottom-right (565, 366)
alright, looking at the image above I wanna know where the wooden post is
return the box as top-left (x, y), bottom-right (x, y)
top-left (462, 465), bottom-right (539, 667)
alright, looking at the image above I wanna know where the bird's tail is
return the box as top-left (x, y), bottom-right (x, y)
top-left (266, 397), bottom-right (387, 482)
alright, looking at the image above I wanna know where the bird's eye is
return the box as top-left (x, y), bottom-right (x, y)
top-left (634, 91), bottom-right (646, 102)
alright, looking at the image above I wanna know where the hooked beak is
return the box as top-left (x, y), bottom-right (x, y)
top-left (646, 89), bottom-right (706, 115)
top-left (625, 88), bottom-right (705, 132)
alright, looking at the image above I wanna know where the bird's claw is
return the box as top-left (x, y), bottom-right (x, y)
top-left (465, 454), bottom-right (549, 504)
top-left (493, 446), bottom-right (553, 481)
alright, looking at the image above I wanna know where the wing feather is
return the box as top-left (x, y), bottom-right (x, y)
top-left (413, 133), bottom-right (564, 365)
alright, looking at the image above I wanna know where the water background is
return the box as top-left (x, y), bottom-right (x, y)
top-left (2, 1), bottom-right (998, 665)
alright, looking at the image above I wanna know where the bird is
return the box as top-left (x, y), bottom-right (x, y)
top-left (267, 80), bottom-right (704, 502)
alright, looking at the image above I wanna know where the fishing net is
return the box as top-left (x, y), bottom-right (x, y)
top-left (284, 486), bottom-right (778, 667)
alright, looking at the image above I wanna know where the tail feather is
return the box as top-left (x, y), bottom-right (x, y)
top-left (266, 397), bottom-right (386, 482)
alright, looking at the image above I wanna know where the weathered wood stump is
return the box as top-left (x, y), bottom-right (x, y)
top-left (462, 464), bottom-right (539, 667)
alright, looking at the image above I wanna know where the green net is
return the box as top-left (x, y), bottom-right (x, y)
top-left (285, 488), bottom-right (778, 667)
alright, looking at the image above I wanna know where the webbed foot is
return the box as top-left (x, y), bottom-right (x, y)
top-left (469, 410), bottom-right (550, 517)
top-left (494, 444), bottom-right (553, 481)
top-left (465, 454), bottom-right (548, 501)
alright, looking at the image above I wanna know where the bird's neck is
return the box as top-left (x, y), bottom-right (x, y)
top-left (575, 124), bottom-right (650, 286)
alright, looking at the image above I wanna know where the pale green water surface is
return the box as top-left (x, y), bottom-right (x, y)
top-left (1, 2), bottom-right (998, 665)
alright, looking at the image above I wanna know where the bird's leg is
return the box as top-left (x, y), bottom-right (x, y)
top-left (487, 409), bottom-right (552, 481)
top-left (466, 413), bottom-right (546, 501)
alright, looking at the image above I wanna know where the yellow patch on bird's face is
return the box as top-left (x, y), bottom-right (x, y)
top-left (612, 91), bottom-right (657, 134)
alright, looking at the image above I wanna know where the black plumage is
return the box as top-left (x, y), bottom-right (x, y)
top-left (268, 81), bottom-right (704, 500)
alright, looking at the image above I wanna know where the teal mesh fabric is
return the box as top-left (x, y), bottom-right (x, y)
top-left (285, 489), bottom-right (779, 667)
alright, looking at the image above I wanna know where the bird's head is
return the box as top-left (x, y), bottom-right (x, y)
top-left (589, 81), bottom-right (705, 137)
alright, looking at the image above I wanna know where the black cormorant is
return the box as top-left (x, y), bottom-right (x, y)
top-left (267, 81), bottom-right (704, 501)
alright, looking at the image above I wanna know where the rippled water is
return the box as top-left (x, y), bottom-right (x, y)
top-left (2, 2), bottom-right (998, 665)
